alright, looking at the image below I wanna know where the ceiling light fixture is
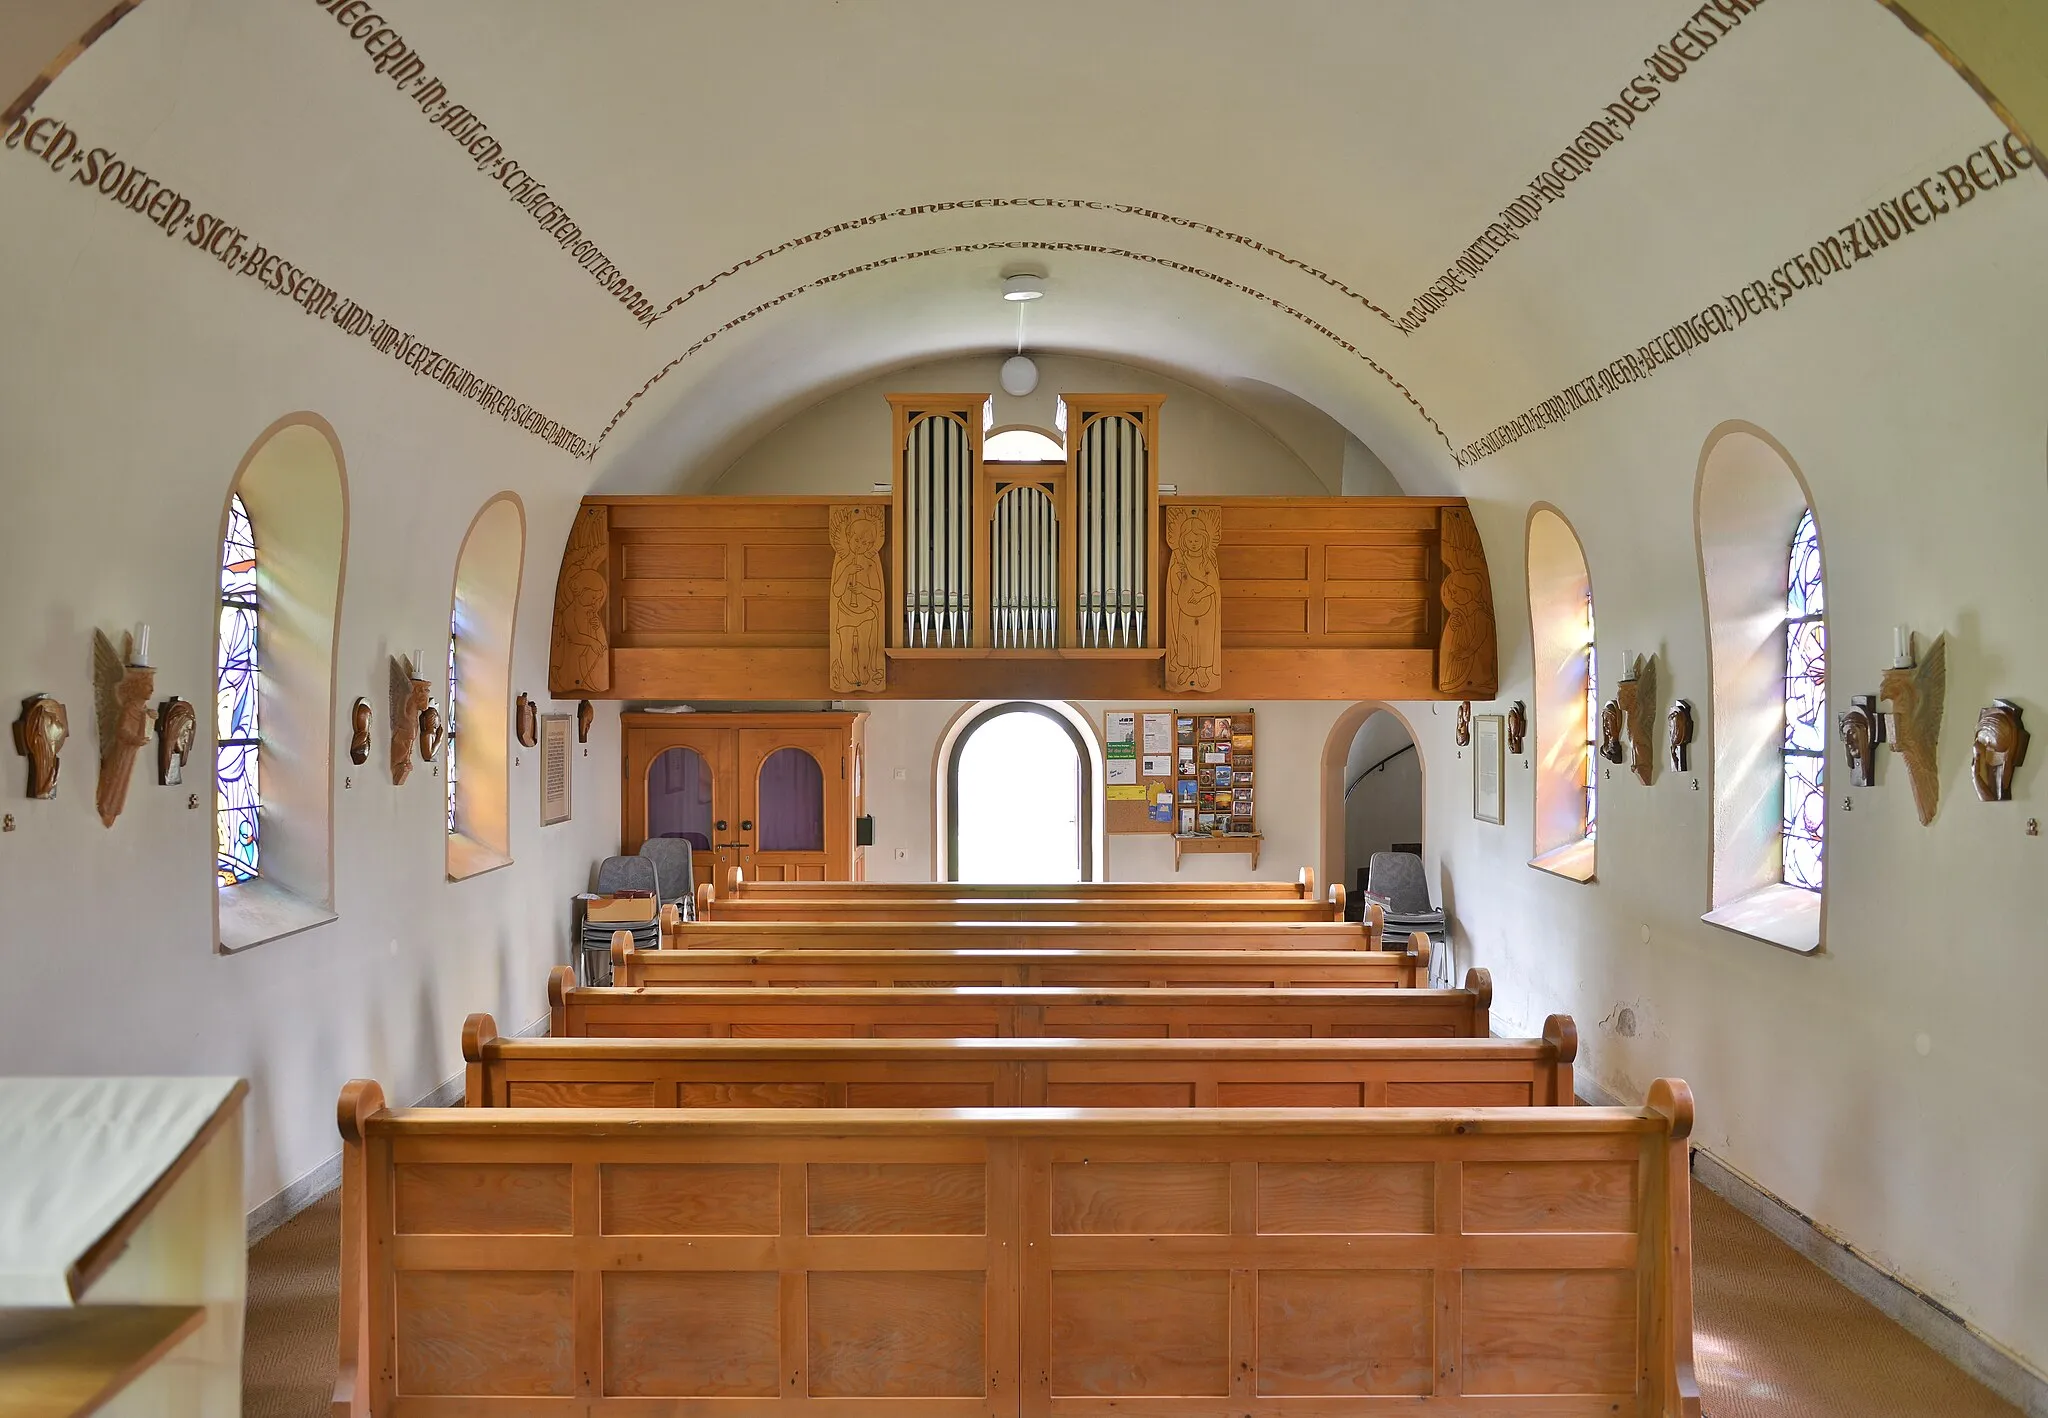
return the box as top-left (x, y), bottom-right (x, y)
top-left (1000, 356), bottom-right (1038, 397)
top-left (1002, 274), bottom-right (1045, 301)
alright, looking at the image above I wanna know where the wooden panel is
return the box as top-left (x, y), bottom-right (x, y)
top-left (393, 1163), bottom-right (570, 1235)
top-left (1215, 1080), bottom-right (1362, 1106)
top-left (1049, 1269), bottom-right (1229, 1396)
top-left (394, 1270), bottom-right (573, 1396)
top-left (1042, 1081), bottom-right (1195, 1107)
top-left (1463, 1160), bottom-right (1638, 1233)
top-left (743, 596), bottom-right (828, 633)
top-left (1257, 1162), bottom-right (1434, 1234)
top-left (1218, 543), bottom-right (1308, 580)
top-left (807, 1163), bottom-right (987, 1235)
top-left (1386, 1080), bottom-right (1533, 1106)
top-left (1323, 597), bottom-right (1431, 637)
top-left (504, 1080), bottom-right (653, 1108)
top-left (621, 596), bottom-right (727, 633)
top-left (843, 1080), bottom-right (995, 1107)
top-left (677, 1081), bottom-right (830, 1108)
top-left (745, 542), bottom-right (834, 579)
top-left (1222, 597), bottom-right (1308, 634)
top-left (620, 542), bottom-right (726, 579)
top-left (1327, 543), bottom-right (1430, 580)
top-left (807, 1270), bottom-right (987, 1397)
top-left (1256, 1269), bottom-right (1433, 1395)
top-left (603, 1271), bottom-right (779, 1396)
top-left (1052, 1162), bottom-right (1229, 1234)
top-left (1460, 1269), bottom-right (1638, 1395)
top-left (600, 1162), bottom-right (780, 1235)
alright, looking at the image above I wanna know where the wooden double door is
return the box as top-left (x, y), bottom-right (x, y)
top-left (624, 711), bottom-right (866, 890)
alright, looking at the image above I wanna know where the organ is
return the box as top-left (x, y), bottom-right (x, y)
top-left (549, 393), bottom-right (1499, 703)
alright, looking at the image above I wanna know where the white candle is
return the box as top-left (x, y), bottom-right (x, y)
top-left (1893, 626), bottom-right (1911, 668)
top-left (1620, 649), bottom-right (1636, 681)
top-left (130, 623), bottom-right (151, 668)
top-left (414, 648), bottom-right (431, 681)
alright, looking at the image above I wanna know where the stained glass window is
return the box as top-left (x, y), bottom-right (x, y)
top-left (1783, 508), bottom-right (1826, 891)
top-left (445, 629), bottom-right (459, 834)
top-left (1583, 589), bottom-right (1598, 841)
top-left (216, 493), bottom-right (260, 885)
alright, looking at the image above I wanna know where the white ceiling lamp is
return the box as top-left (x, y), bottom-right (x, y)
top-left (1002, 274), bottom-right (1045, 301)
top-left (1000, 355), bottom-right (1039, 396)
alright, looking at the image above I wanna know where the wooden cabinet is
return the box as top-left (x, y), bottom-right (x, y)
top-left (623, 712), bottom-right (866, 889)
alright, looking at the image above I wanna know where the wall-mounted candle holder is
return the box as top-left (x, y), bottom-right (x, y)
top-left (390, 651), bottom-right (432, 785)
top-left (93, 627), bottom-right (155, 827)
top-left (1880, 631), bottom-right (1945, 826)
top-left (1614, 652), bottom-right (1658, 785)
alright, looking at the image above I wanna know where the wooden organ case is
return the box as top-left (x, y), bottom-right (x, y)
top-left (551, 392), bottom-right (1497, 704)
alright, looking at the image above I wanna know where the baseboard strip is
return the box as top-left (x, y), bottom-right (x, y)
top-left (244, 1011), bottom-right (551, 1245)
top-left (1576, 1076), bottom-right (2047, 1417)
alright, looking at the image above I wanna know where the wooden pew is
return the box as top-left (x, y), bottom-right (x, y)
top-left (333, 1077), bottom-right (1699, 1415)
top-left (612, 935), bottom-right (1428, 990)
top-left (548, 965), bottom-right (1492, 1039)
top-left (725, 862), bottom-right (1318, 899)
top-left (696, 879), bottom-right (1347, 923)
top-left (665, 915), bottom-right (1386, 953)
top-left (468, 1011), bottom-right (1577, 1107)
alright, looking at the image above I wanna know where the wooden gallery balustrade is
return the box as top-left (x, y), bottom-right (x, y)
top-left (549, 392), bottom-right (1498, 701)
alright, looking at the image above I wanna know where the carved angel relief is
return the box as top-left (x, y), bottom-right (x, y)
top-left (1437, 506), bottom-right (1498, 697)
top-left (827, 504), bottom-right (887, 694)
top-left (1880, 634), bottom-right (1946, 826)
top-left (1615, 654), bottom-right (1657, 786)
top-left (549, 503), bottom-right (611, 695)
top-left (156, 698), bottom-right (197, 786)
top-left (93, 629), bottom-right (155, 827)
top-left (391, 655), bottom-right (431, 786)
top-left (1164, 505), bottom-right (1223, 694)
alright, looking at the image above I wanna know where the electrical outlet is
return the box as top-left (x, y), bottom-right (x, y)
top-left (893, 767), bottom-right (906, 781)
top-left (894, 848), bottom-right (907, 860)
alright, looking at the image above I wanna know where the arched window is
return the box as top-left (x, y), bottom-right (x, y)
top-left (982, 427), bottom-right (1064, 462)
top-left (947, 702), bottom-right (1092, 882)
top-left (1696, 422), bottom-right (1824, 952)
top-left (215, 493), bottom-right (260, 884)
top-left (214, 414), bottom-right (347, 952)
top-left (1526, 507), bottom-right (1597, 881)
top-left (446, 494), bottom-right (526, 879)
top-left (1781, 509), bottom-right (1826, 892)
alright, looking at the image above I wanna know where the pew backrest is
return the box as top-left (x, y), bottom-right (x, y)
top-left (720, 862), bottom-right (1317, 899)
top-left (611, 938), bottom-right (1427, 991)
top-left (666, 916), bottom-right (1383, 952)
top-left (333, 1078), bottom-right (1697, 1416)
top-left (697, 893), bottom-right (1341, 922)
top-left (468, 1011), bottom-right (1575, 1108)
top-left (547, 966), bottom-right (1492, 1040)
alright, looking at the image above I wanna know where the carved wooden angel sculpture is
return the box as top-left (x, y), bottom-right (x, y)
top-left (827, 505), bottom-right (887, 694)
top-left (93, 629), bottom-right (155, 827)
top-left (391, 655), bottom-right (431, 786)
top-left (1880, 634), bottom-right (1946, 826)
top-left (1436, 506), bottom-right (1498, 696)
top-left (1164, 506), bottom-right (1222, 693)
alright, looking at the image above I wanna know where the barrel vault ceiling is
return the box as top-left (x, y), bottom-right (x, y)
top-left (2, 0), bottom-right (2035, 495)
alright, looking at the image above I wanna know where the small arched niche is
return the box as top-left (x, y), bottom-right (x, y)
top-left (446, 494), bottom-right (526, 880)
top-left (1526, 505), bottom-right (1597, 882)
top-left (1695, 422), bottom-right (1826, 953)
top-left (215, 413), bottom-right (349, 953)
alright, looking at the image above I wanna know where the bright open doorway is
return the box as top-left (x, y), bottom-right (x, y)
top-left (947, 702), bottom-right (1092, 882)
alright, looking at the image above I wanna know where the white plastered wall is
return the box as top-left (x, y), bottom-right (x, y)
top-left (0, 166), bottom-right (622, 1219)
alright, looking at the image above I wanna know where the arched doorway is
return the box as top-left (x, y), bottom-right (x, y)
top-left (1340, 711), bottom-right (1423, 909)
top-left (945, 702), bottom-right (1094, 882)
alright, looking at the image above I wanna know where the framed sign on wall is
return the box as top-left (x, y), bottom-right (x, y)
top-left (1473, 713), bottom-right (1504, 825)
top-left (540, 714), bottom-right (573, 825)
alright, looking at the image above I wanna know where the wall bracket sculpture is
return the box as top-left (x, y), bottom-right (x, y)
top-left (1505, 701), bottom-right (1527, 757)
top-left (1667, 699), bottom-right (1694, 774)
top-left (516, 693), bottom-right (539, 748)
top-left (350, 697), bottom-right (372, 766)
top-left (11, 694), bottom-right (69, 799)
top-left (1972, 700), bottom-right (2028, 802)
top-left (1880, 633), bottom-right (1946, 826)
top-left (390, 655), bottom-right (431, 786)
top-left (1163, 504), bottom-right (1223, 694)
top-left (156, 697), bottom-right (196, 786)
top-left (93, 629), bottom-right (154, 827)
top-left (1839, 694), bottom-right (1880, 789)
top-left (827, 503), bottom-right (888, 694)
top-left (576, 699), bottom-right (594, 744)
top-left (1615, 653), bottom-right (1658, 786)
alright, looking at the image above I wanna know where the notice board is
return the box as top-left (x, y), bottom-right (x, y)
top-left (1101, 709), bottom-right (1179, 834)
top-left (1102, 708), bottom-right (1256, 836)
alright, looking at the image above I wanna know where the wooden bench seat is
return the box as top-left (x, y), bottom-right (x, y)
top-left (548, 966), bottom-right (1492, 1039)
top-left (696, 884), bottom-right (1344, 923)
top-left (468, 1011), bottom-right (1576, 1108)
top-left (611, 937), bottom-right (1428, 991)
top-left (666, 916), bottom-right (1385, 953)
top-left (333, 1078), bottom-right (1698, 1415)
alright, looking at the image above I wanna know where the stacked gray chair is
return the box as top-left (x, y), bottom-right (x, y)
top-left (1364, 851), bottom-right (1449, 985)
top-left (579, 854), bottom-right (660, 986)
top-left (638, 837), bottom-right (697, 922)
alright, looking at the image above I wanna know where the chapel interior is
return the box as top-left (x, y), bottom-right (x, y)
top-left (2, 3), bottom-right (2046, 1416)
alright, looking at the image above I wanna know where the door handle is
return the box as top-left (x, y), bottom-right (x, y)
top-left (740, 819), bottom-right (754, 832)
top-left (715, 820), bottom-right (728, 832)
